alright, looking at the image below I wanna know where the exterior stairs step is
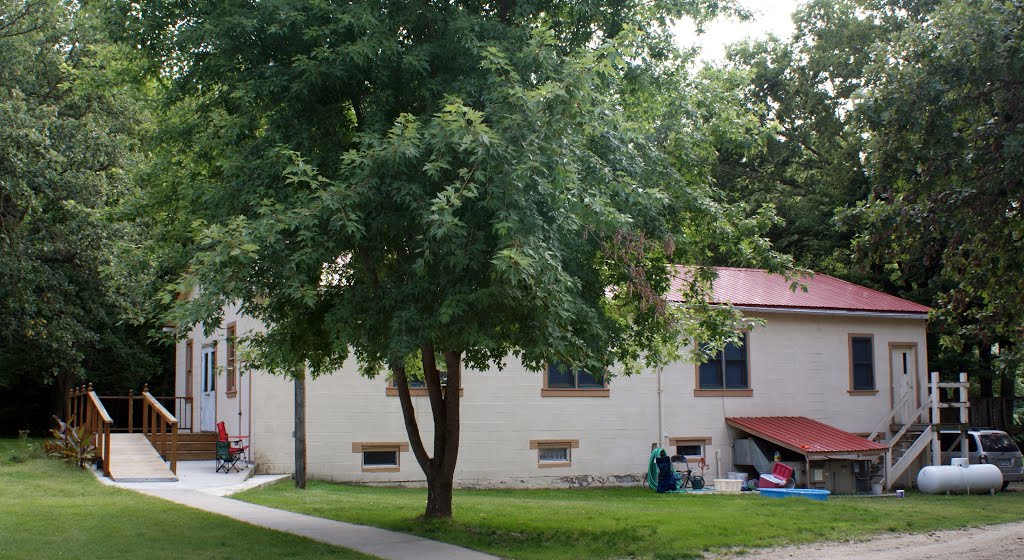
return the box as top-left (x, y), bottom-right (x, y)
top-left (147, 431), bottom-right (218, 461)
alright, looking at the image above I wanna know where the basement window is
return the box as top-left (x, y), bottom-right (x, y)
top-left (668, 437), bottom-right (711, 461)
top-left (530, 439), bottom-right (579, 468)
top-left (352, 442), bottom-right (408, 472)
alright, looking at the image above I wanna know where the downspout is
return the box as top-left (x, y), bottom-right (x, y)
top-left (656, 366), bottom-right (664, 449)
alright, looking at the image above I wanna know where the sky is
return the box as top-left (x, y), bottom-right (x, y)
top-left (673, 0), bottom-right (803, 61)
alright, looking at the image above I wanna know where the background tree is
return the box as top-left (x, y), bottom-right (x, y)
top-left (710, 0), bottom-right (1020, 418)
top-left (115, 0), bottom-right (789, 518)
top-left (855, 0), bottom-right (1024, 399)
top-left (0, 0), bottom-right (167, 435)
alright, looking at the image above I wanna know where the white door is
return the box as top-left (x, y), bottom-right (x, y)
top-left (891, 345), bottom-right (918, 425)
top-left (201, 345), bottom-right (216, 432)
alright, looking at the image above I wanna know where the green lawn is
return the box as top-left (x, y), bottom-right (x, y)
top-left (0, 439), bottom-right (375, 560)
top-left (237, 479), bottom-right (1024, 560)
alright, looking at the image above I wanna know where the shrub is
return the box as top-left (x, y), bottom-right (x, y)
top-left (43, 416), bottom-right (98, 469)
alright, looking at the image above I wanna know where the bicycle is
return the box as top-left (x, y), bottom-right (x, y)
top-left (672, 456), bottom-right (708, 490)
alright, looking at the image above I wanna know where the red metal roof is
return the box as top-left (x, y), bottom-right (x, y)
top-left (726, 416), bottom-right (889, 455)
top-left (668, 266), bottom-right (930, 315)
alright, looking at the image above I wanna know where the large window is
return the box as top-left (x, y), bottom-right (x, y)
top-left (542, 361), bottom-right (609, 397)
top-left (849, 335), bottom-right (875, 393)
top-left (696, 332), bottom-right (750, 394)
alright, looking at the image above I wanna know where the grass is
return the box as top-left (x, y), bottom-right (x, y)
top-left (236, 479), bottom-right (1024, 560)
top-left (0, 438), bottom-right (375, 560)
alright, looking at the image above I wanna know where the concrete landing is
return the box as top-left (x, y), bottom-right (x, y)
top-left (107, 433), bottom-right (178, 482)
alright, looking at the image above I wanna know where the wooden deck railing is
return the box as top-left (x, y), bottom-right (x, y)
top-left (66, 384), bottom-right (113, 478)
top-left (141, 384), bottom-right (178, 474)
top-left (100, 392), bottom-right (193, 433)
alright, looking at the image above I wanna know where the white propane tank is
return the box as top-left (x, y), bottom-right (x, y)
top-left (917, 463), bottom-right (1003, 494)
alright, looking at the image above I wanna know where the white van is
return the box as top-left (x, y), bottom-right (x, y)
top-left (939, 429), bottom-right (1023, 490)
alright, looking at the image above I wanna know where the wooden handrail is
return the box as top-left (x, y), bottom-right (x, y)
top-left (64, 385), bottom-right (113, 478)
top-left (141, 385), bottom-right (178, 474)
top-left (868, 391), bottom-right (914, 442)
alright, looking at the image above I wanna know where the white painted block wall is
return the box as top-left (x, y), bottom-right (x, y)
top-left (178, 306), bottom-right (927, 488)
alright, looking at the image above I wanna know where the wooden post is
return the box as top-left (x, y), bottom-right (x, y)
top-left (959, 372), bottom-right (969, 460)
top-left (170, 421), bottom-right (178, 474)
top-left (104, 422), bottom-right (111, 477)
top-left (930, 372), bottom-right (941, 466)
top-left (294, 368), bottom-right (307, 489)
top-left (159, 415), bottom-right (167, 459)
top-left (127, 390), bottom-right (134, 434)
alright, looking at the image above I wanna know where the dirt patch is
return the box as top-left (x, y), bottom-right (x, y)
top-left (706, 521), bottom-right (1024, 560)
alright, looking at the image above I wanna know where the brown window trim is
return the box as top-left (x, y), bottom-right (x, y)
top-left (693, 330), bottom-right (752, 396)
top-left (225, 322), bottom-right (237, 396)
top-left (666, 436), bottom-right (712, 460)
top-left (184, 339), bottom-right (194, 398)
top-left (848, 333), bottom-right (876, 393)
top-left (352, 442), bottom-right (409, 473)
top-left (530, 439), bottom-right (579, 468)
top-left (541, 362), bottom-right (610, 397)
top-left (693, 389), bottom-right (753, 397)
top-left (385, 381), bottom-right (463, 397)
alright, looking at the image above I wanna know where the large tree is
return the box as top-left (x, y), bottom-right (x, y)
top-left (116, 0), bottom-right (789, 517)
top-left (712, 0), bottom-right (1021, 404)
top-left (0, 0), bottom-right (165, 434)
top-left (855, 0), bottom-right (1024, 396)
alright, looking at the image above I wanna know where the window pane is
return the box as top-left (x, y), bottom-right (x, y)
top-left (538, 446), bottom-right (569, 463)
top-left (723, 341), bottom-right (745, 361)
top-left (407, 378), bottom-right (426, 388)
top-left (676, 444), bottom-right (703, 456)
top-left (980, 433), bottom-right (1018, 452)
top-left (547, 362), bottom-right (576, 388)
top-left (363, 450), bottom-right (398, 466)
top-left (851, 337), bottom-right (872, 364)
top-left (852, 364), bottom-right (874, 390)
top-left (724, 360), bottom-right (748, 388)
top-left (576, 368), bottom-right (603, 388)
top-left (698, 362), bottom-right (722, 389)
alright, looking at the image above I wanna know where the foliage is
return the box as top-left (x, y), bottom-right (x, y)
top-left (853, 0), bottom-right (1024, 379)
top-left (5, 430), bottom-right (39, 464)
top-left (0, 0), bottom-right (169, 434)
top-left (42, 416), bottom-right (97, 469)
top-left (238, 480), bottom-right (1024, 560)
top-left (0, 438), bottom-right (375, 559)
top-left (713, 0), bottom-right (1021, 401)
top-left (113, 0), bottom-right (790, 517)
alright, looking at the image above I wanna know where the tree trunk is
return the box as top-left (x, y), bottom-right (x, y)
top-left (978, 342), bottom-right (994, 398)
top-left (391, 345), bottom-right (462, 518)
top-left (294, 367), bottom-right (307, 489)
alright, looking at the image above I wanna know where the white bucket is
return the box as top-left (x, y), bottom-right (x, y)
top-left (871, 483), bottom-right (883, 495)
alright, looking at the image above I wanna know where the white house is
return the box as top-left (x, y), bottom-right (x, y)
top-left (175, 267), bottom-right (931, 491)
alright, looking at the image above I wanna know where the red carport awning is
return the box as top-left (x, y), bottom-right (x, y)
top-left (726, 416), bottom-right (888, 458)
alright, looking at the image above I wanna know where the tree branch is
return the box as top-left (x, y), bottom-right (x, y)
top-left (421, 342), bottom-right (447, 461)
top-left (391, 363), bottom-right (431, 471)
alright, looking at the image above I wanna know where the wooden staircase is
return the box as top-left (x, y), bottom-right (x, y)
top-left (868, 372), bottom-right (971, 490)
top-left (148, 432), bottom-right (218, 461)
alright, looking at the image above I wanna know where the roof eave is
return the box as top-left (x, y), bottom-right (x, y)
top-left (726, 305), bottom-right (929, 320)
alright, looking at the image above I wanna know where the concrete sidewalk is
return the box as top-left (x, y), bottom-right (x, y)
top-left (100, 462), bottom-right (500, 560)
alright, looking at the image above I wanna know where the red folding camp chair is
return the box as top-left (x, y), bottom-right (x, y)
top-left (216, 421), bottom-right (249, 473)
